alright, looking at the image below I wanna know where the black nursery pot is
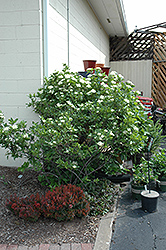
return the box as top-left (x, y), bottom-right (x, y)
top-left (141, 190), bottom-right (159, 213)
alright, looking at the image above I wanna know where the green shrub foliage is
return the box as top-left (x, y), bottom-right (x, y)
top-left (0, 65), bottom-right (154, 188)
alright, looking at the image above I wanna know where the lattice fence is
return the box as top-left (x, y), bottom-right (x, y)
top-left (110, 31), bottom-right (166, 108)
top-left (151, 33), bottom-right (166, 108)
top-left (110, 32), bottom-right (155, 61)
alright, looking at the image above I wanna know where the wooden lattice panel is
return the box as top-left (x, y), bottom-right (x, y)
top-left (152, 33), bottom-right (166, 108)
top-left (110, 32), bottom-right (155, 61)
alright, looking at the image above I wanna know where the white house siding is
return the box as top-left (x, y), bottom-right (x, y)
top-left (0, 0), bottom-right (110, 167)
top-left (110, 60), bottom-right (152, 97)
top-left (48, 0), bottom-right (109, 75)
top-left (0, 0), bottom-right (43, 166)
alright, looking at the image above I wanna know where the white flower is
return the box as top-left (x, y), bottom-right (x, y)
top-left (3, 127), bottom-right (9, 131)
top-left (23, 134), bottom-right (29, 138)
top-left (66, 100), bottom-right (72, 106)
top-left (87, 89), bottom-right (96, 94)
top-left (136, 91), bottom-right (141, 95)
top-left (110, 71), bottom-right (117, 76)
top-left (65, 74), bottom-right (71, 79)
top-left (97, 141), bottom-right (104, 147)
top-left (57, 103), bottom-right (62, 107)
top-left (124, 99), bottom-right (129, 104)
top-left (126, 84), bottom-right (132, 89)
top-left (127, 80), bottom-right (135, 87)
top-left (58, 80), bottom-right (63, 85)
top-left (48, 85), bottom-right (53, 89)
top-left (101, 82), bottom-right (108, 88)
top-left (11, 124), bottom-right (17, 129)
top-left (79, 78), bottom-right (86, 84)
top-left (118, 74), bottom-right (124, 79)
top-left (100, 135), bottom-right (104, 139)
top-left (66, 100), bottom-right (75, 108)
top-left (76, 83), bottom-right (81, 87)
top-left (100, 95), bottom-right (105, 99)
top-left (49, 90), bottom-right (54, 94)
top-left (87, 84), bottom-right (91, 88)
top-left (110, 131), bottom-right (114, 136)
top-left (133, 126), bottom-right (139, 131)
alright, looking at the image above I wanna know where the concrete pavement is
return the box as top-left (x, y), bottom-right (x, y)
top-left (110, 185), bottom-right (166, 250)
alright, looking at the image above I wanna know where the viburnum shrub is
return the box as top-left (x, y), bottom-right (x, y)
top-left (41, 184), bottom-right (90, 221)
top-left (0, 64), bottom-right (156, 189)
top-left (5, 184), bottom-right (90, 222)
top-left (6, 193), bottom-right (42, 222)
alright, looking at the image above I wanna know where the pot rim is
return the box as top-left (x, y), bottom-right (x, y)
top-left (141, 190), bottom-right (159, 198)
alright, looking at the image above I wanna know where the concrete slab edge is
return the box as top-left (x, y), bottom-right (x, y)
top-left (93, 194), bottom-right (119, 250)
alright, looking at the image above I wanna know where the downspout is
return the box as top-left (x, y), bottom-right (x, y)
top-left (43, 0), bottom-right (48, 77)
top-left (67, 0), bottom-right (70, 67)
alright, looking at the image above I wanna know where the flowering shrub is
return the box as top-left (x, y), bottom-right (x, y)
top-left (41, 184), bottom-right (90, 221)
top-left (5, 184), bottom-right (90, 222)
top-left (0, 64), bottom-right (155, 188)
top-left (6, 193), bottom-right (42, 222)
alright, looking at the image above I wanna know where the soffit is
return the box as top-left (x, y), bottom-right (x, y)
top-left (87, 0), bottom-right (128, 37)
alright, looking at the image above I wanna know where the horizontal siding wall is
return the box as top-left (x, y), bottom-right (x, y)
top-left (48, 0), bottom-right (109, 75)
top-left (110, 60), bottom-right (152, 97)
top-left (0, 0), bottom-right (43, 166)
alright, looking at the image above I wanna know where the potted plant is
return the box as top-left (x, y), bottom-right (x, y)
top-left (140, 138), bottom-right (160, 213)
top-left (131, 155), bottom-right (158, 200)
top-left (131, 163), bottom-right (151, 200)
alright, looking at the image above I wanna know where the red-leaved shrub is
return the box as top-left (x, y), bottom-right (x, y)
top-left (6, 193), bottom-right (42, 221)
top-left (41, 184), bottom-right (90, 221)
top-left (6, 184), bottom-right (90, 222)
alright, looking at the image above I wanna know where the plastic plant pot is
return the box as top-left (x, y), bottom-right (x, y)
top-left (101, 66), bottom-right (110, 75)
top-left (96, 63), bottom-right (104, 68)
top-left (83, 60), bottom-right (96, 71)
top-left (141, 190), bottom-right (159, 213)
top-left (78, 71), bottom-right (90, 78)
top-left (159, 176), bottom-right (166, 192)
top-left (131, 182), bottom-right (145, 200)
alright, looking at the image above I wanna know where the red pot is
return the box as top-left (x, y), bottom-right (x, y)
top-left (96, 63), bottom-right (104, 68)
top-left (83, 60), bottom-right (97, 71)
top-left (102, 66), bottom-right (110, 75)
